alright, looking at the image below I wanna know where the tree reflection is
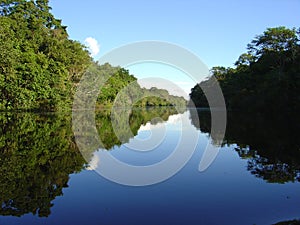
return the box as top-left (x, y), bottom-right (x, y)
top-left (96, 107), bottom-right (185, 150)
top-left (189, 108), bottom-right (300, 184)
top-left (0, 107), bottom-right (184, 217)
top-left (272, 219), bottom-right (300, 225)
top-left (0, 113), bottom-right (86, 217)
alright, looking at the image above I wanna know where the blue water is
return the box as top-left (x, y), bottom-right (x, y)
top-left (0, 110), bottom-right (299, 225)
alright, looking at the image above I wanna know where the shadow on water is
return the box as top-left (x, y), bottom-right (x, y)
top-left (0, 107), bottom-right (185, 217)
top-left (189, 108), bottom-right (300, 184)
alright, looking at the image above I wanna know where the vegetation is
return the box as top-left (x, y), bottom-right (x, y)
top-left (0, 1), bottom-right (186, 111)
top-left (189, 26), bottom-right (300, 112)
top-left (189, 26), bottom-right (300, 183)
top-left (134, 87), bottom-right (187, 107)
top-left (93, 63), bottom-right (187, 109)
top-left (0, 2), bottom-right (187, 217)
top-left (0, 0), bottom-right (91, 111)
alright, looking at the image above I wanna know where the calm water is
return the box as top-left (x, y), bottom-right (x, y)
top-left (0, 108), bottom-right (299, 225)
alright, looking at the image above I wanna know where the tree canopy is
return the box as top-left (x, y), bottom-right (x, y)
top-left (189, 26), bottom-right (300, 112)
top-left (0, 0), bottom-right (91, 111)
top-left (87, 63), bottom-right (187, 109)
top-left (0, 1), bottom-right (186, 111)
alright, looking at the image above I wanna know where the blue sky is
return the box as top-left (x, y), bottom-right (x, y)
top-left (49, 0), bottom-right (300, 96)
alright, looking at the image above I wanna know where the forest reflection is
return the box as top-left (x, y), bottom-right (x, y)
top-left (0, 113), bottom-right (85, 217)
top-left (2, 107), bottom-right (298, 218)
top-left (190, 108), bottom-right (300, 184)
top-left (96, 107), bottom-right (185, 150)
top-left (0, 107), bottom-right (184, 217)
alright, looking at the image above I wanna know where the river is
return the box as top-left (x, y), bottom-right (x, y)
top-left (0, 108), bottom-right (299, 225)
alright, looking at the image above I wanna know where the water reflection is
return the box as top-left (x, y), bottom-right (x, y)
top-left (95, 107), bottom-right (185, 150)
top-left (0, 113), bottom-right (85, 217)
top-left (190, 108), bottom-right (300, 184)
top-left (2, 107), bottom-right (299, 221)
top-left (0, 107), bottom-right (184, 217)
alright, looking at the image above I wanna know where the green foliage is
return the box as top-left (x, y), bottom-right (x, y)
top-left (96, 64), bottom-right (137, 107)
top-left (189, 26), bottom-right (300, 112)
top-left (0, 0), bottom-right (185, 111)
top-left (0, 112), bottom-right (86, 217)
top-left (93, 63), bottom-right (187, 108)
top-left (0, 0), bottom-right (91, 111)
top-left (247, 27), bottom-right (299, 58)
top-left (134, 87), bottom-right (187, 107)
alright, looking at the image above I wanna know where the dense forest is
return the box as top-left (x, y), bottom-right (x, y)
top-left (189, 27), bottom-right (300, 112)
top-left (189, 27), bottom-right (300, 183)
top-left (90, 63), bottom-right (186, 109)
top-left (0, 0), bottom-right (186, 111)
top-left (0, 0), bottom-right (91, 110)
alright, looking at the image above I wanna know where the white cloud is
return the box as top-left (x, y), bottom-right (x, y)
top-left (84, 37), bottom-right (100, 57)
top-left (86, 154), bottom-right (99, 170)
top-left (139, 121), bottom-right (165, 131)
top-left (167, 114), bottom-right (182, 124)
top-left (138, 114), bottom-right (182, 131)
top-left (174, 81), bottom-right (193, 86)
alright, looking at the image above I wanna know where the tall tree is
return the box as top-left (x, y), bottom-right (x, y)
top-left (189, 26), bottom-right (300, 111)
top-left (0, 0), bottom-right (91, 111)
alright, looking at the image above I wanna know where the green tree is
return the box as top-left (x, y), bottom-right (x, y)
top-left (189, 26), bottom-right (300, 111)
top-left (247, 27), bottom-right (299, 58)
top-left (0, 0), bottom-right (91, 111)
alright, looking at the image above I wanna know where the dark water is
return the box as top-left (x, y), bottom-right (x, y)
top-left (0, 108), bottom-right (299, 225)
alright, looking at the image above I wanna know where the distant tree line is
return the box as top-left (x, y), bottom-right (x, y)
top-left (189, 27), bottom-right (300, 112)
top-left (93, 63), bottom-right (187, 109)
